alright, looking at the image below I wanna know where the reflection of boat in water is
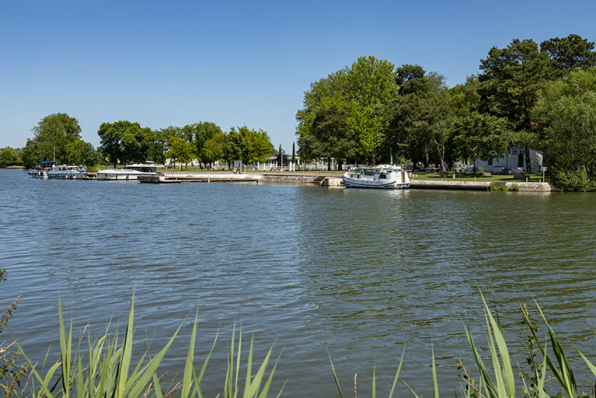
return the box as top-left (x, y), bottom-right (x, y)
top-left (28, 161), bottom-right (55, 179)
top-left (342, 165), bottom-right (410, 189)
top-left (47, 165), bottom-right (88, 179)
top-left (97, 162), bottom-right (163, 181)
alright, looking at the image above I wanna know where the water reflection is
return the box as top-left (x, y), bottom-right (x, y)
top-left (1, 170), bottom-right (596, 396)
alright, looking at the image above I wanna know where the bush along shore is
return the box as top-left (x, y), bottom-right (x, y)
top-left (4, 291), bottom-right (596, 397)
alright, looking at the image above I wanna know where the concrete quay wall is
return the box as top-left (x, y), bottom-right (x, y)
top-left (410, 180), bottom-right (553, 192)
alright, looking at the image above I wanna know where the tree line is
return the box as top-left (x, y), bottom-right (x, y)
top-left (296, 33), bottom-right (596, 190)
top-left (17, 114), bottom-right (275, 170)
top-left (98, 121), bottom-right (274, 169)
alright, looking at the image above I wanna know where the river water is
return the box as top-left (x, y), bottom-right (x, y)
top-left (2, 169), bottom-right (596, 396)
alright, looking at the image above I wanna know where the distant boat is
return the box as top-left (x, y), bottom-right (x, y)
top-left (47, 165), bottom-right (87, 179)
top-left (28, 161), bottom-right (55, 179)
top-left (98, 162), bottom-right (163, 181)
top-left (342, 165), bottom-right (410, 189)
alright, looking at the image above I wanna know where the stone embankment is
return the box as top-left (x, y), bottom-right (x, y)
top-left (139, 172), bottom-right (555, 192)
top-left (410, 180), bottom-right (553, 192)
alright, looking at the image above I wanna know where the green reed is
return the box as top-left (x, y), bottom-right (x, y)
top-left (13, 293), bottom-right (283, 398)
top-left (12, 291), bottom-right (596, 397)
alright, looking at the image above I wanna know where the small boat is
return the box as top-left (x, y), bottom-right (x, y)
top-left (47, 164), bottom-right (87, 179)
top-left (342, 165), bottom-right (410, 189)
top-left (28, 161), bottom-right (56, 179)
top-left (97, 162), bottom-right (163, 181)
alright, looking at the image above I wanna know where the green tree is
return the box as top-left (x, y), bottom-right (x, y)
top-left (166, 136), bottom-right (197, 169)
top-left (98, 121), bottom-right (153, 167)
top-left (478, 39), bottom-right (551, 174)
top-left (292, 142), bottom-right (296, 166)
top-left (386, 67), bottom-right (453, 170)
top-left (223, 130), bottom-right (247, 168)
top-left (236, 126), bottom-right (273, 164)
top-left (541, 34), bottom-right (596, 79)
top-left (148, 129), bottom-right (168, 165)
top-left (450, 112), bottom-right (513, 176)
top-left (0, 147), bottom-right (21, 167)
top-left (191, 122), bottom-right (223, 167)
top-left (202, 132), bottom-right (226, 168)
top-left (21, 113), bottom-right (94, 169)
top-left (296, 56), bottom-right (398, 164)
top-left (533, 68), bottom-right (596, 191)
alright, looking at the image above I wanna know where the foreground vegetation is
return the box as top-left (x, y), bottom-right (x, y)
top-left (3, 287), bottom-right (596, 397)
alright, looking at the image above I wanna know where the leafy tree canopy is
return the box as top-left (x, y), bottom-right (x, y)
top-left (296, 56), bottom-right (397, 164)
top-left (0, 147), bottom-right (21, 167)
top-left (21, 113), bottom-right (97, 168)
top-left (98, 121), bottom-right (153, 167)
top-left (533, 68), bottom-right (596, 190)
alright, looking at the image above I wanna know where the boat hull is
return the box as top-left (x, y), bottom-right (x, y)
top-left (342, 177), bottom-right (409, 189)
top-left (47, 172), bottom-right (87, 180)
top-left (97, 172), bottom-right (159, 181)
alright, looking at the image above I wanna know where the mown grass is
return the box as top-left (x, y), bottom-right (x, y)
top-left (11, 291), bottom-right (596, 397)
top-left (413, 173), bottom-right (546, 183)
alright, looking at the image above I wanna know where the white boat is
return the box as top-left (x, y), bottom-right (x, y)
top-left (28, 161), bottom-right (55, 179)
top-left (98, 162), bottom-right (163, 181)
top-left (47, 165), bottom-right (87, 179)
top-left (342, 165), bottom-right (410, 189)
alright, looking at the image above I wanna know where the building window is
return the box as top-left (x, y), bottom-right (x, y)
top-left (488, 158), bottom-right (493, 166)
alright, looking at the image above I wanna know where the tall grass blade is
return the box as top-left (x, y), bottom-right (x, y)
top-left (197, 329), bottom-right (219, 386)
top-left (257, 349), bottom-right (283, 398)
top-left (431, 343), bottom-right (439, 398)
top-left (463, 323), bottom-right (497, 397)
top-left (117, 293), bottom-right (135, 398)
top-left (235, 324), bottom-right (242, 398)
top-left (372, 355), bottom-right (376, 398)
top-left (245, 344), bottom-right (273, 398)
top-left (327, 348), bottom-right (345, 398)
top-left (388, 345), bottom-right (406, 398)
top-left (125, 322), bottom-right (183, 398)
top-left (480, 292), bottom-right (515, 397)
top-left (58, 292), bottom-right (73, 398)
top-left (153, 374), bottom-right (164, 398)
top-left (402, 380), bottom-right (420, 398)
top-left (523, 302), bottom-right (577, 397)
top-left (181, 307), bottom-right (199, 398)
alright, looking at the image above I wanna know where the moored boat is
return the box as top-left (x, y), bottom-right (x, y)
top-left (47, 165), bottom-right (87, 179)
top-left (28, 161), bottom-right (55, 179)
top-left (342, 165), bottom-right (410, 189)
top-left (97, 162), bottom-right (163, 181)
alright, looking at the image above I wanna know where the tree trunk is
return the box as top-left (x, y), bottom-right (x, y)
top-left (327, 157), bottom-right (331, 171)
top-left (424, 142), bottom-right (430, 169)
top-left (525, 146), bottom-right (532, 175)
top-left (432, 136), bottom-right (446, 172)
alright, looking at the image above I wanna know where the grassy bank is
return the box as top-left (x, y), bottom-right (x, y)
top-left (413, 173), bottom-right (546, 183)
top-left (6, 292), bottom-right (596, 397)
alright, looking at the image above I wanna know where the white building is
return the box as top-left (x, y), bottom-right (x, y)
top-left (474, 147), bottom-right (544, 174)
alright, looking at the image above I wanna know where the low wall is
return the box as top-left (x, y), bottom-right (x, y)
top-left (411, 180), bottom-right (553, 192)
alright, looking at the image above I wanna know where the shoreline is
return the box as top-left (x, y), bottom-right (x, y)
top-left (137, 171), bottom-right (555, 192)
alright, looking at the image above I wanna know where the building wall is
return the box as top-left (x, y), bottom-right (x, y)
top-left (474, 147), bottom-right (543, 173)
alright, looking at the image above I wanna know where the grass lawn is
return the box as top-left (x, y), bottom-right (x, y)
top-left (413, 172), bottom-right (545, 183)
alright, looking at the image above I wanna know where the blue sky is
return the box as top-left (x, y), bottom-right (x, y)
top-left (2, 0), bottom-right (596, 152)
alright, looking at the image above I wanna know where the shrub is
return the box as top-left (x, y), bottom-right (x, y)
top-left (551, 170), bottom-right (596, 192)
top-left (0, 270), bottom-right (28, 397)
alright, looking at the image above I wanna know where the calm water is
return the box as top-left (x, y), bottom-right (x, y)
top-left (2, 169), bottom-right (596, 396)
